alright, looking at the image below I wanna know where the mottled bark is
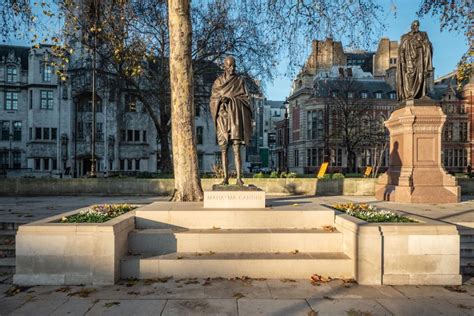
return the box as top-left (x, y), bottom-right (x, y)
top-left (168, 0), bottom-right (203, 201)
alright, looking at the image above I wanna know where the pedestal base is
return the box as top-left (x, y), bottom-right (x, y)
top-left (375, 100), bottom-right (460, 204)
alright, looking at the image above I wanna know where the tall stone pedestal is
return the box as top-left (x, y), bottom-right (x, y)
top-left (375, 99), bottom-right (460, 203)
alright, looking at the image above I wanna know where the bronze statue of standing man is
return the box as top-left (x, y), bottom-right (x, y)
top-left (209, 56), bottom-right (252, 186)
top-left (397, 20), bottom-right (433, 101)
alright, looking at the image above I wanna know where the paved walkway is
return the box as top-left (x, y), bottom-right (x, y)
top-left (0, 195), bottom-right (473, 315)
top-left (1, 277), bottom-right (473, 315)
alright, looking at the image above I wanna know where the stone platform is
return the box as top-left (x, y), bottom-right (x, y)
top-left (13, 198), bottom-right (463, 286)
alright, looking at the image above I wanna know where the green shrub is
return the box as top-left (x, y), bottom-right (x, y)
top-left (333, 203), bottom-right (416, 223)
top-left (61, 204), bottom-right (136, 223)
top-left (331, 173), bottom-right (345, 179)
top-left (270, 171), bottom-right (279, 178)
top-left (280, 171), bottom-right (297, 178)
top-left (253, 172), bottom-right (264, 178)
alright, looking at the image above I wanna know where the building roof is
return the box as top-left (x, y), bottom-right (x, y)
top-left (313, 77), bottom-right (395, 98)
top-left (429, 71), bottom-right (461, 100)
top-left (266, 100), bottom-right (285, 108)
top-left (0, 45), bottom-right (29, 69)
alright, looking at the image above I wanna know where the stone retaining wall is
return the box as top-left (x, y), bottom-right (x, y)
top-left (2, 177), bottom-right (472, 196)
top-left (335, 213), bottom-right (462, 285)
top-left (0, 177), bottom-right (378, 196)
top-left (14, 210), bottom-right (135, 286)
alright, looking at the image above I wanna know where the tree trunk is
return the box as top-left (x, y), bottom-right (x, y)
top-left (168, 0), bottom-right (203, 201)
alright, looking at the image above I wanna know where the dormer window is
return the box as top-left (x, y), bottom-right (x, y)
top-left (388, 92), bottom-right (396, 99)
top-left (375, 92), bottom-right (382, 99)
top-left (6, 66), bottom-right (17, 83)
top-left (331, 90), bottom-right (338, 97)
top-left (347, 92), bottom-right (354, 98)
top-left (361, 92), bottom-right (368, 99)
top-left (42, 63), bottom-right (53, 82)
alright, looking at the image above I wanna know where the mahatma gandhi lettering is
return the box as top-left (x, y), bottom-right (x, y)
top-left (206, 194), bottom-right (264, 201)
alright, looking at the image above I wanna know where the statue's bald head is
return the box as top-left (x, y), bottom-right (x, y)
top-left (224, 56), bottom-right (236, 76)
top-left (411, 20), bottom-right (420, 32)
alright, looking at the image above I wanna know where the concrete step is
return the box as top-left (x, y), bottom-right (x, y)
top-left (0, 221), bottom-right (27, 231)
top-left (461, 258), bottom-right (474, 275)
top-left (461, 242), bottom-right (474, 258)
top-left (0, 257), bottom-right (15, 267)
top-left (135, 207), bottom-right (335, 229)
top-left (128, 228), bottom-right (343, 255)
top-left (121, 252), bottom-right (353, 279)
top-left (0, 230), bottom-right (15, 244)
top-left (0, 244), bottom-right (15, 257)
top-left (460, 235), bottom-right (474, 243)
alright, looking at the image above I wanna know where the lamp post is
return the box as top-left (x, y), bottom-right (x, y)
top-left (89, 0), bottom-right (98, 178)
top-left (9, 133), bottom-right (13, 169)
top-left (283, 98), bottom-right (289, 172)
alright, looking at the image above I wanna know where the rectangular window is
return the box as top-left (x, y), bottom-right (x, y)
top-left (0, 152), bottom-right (8, 169)
top-left (127, 130), bottom-right (133, 142)
top-left (52, 158), bottom-right (57, 170)
top-left (43, 158), bottom-right (49, 171)
top-left (135, 159), bottom-right (140, 171)
top-left (307, 110), bottom-right (323, 140)
top-left (1, 121), bottom-right (10, 141)
top-left (29, 127), bottom-right (32, 140)
top-left (142, 130), bottom-right (147, 142)
top-left (43, 128), bottom-right (49, 140)
top-left (134, 130), bottom-right (140, 142)
top-left (294, 149), bottom-right (299, 167)
top-left (5, 92), bottom-right (18, 110)
top-left (127, 159), bottom-right (132, 170)
top-left (43, 64), bottom-right (53, 82)
top-left (198, 153), bottom-right (203, 170)
top-left (444, 122), bottom-right (453, 141)
top-left (361, 92), bottom-right (368, 99)
top-left (51, 128), bottom-right (57, 140)
top-left (95, 100), bottom-right (102, 112)
top-left (6, 66), bottom-right (17, 83)
top-left (196, 126), bottom-right (203, 144)
top-left (35, 127), bottom-right (42, 140)
top-left (35, 158), bottom-right (41, 170)
top-left (13, 152), bottom-right (21, 169)
top-left (40, 90), bottom-right (54, 109)
top-left (96, 123), bottom-right (103, 141)
top-left (77, 123), bottom-right (84, 140)
top-left (375, 92), bottom-right (382, 99)
top-left (120, 129), bottom-right (126, 142)
top-left (460, 122), bottom-right (468, 142)
top-left (13, 121), bottom-right (21, 141)
top-left (126, 94), bottom-right (137, 112)
top-left (119, 159), bottom-right (125, 170)
top-left (29, 90), bottom-right (33, 109)
top-left (195, 104), bottom-right (201, 117)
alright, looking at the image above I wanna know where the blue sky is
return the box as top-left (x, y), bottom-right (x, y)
top-left (266, 0), bottom-right (469, 101)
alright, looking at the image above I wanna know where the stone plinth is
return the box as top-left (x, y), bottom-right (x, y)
top-left (204, 187), bottom-right (265, 208)
top-left (375, 99), bottom-right (460, 203)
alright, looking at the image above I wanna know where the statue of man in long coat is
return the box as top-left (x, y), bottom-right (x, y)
top-left (209, 56), bottom-right (252, 185)
top-left (397, 20), bottom-right (433, 101)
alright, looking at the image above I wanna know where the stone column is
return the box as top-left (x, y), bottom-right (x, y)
top-left (375, 99), bottom-right (460, 203)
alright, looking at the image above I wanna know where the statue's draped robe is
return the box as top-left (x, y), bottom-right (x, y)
top-left (397, 31), bottom-right (433, 101)
top-left (210, 74), bottom-right (252, 146)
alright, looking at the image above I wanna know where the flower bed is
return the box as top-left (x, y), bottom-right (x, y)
top-left (61, 204), bottom-right (136, 223)
top-left (333, 203), bottom-right (416, 223)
